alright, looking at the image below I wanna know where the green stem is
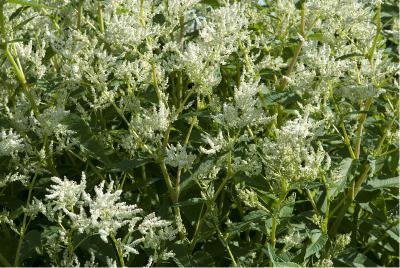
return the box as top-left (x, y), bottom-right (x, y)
top-left (329, 83), bottom-right (356, 159)
top-left (159, 161), bottom-right (186, 240)
top-left (330, 164), bottom-right (370, 237)
top-left (0, 1), bottom-right (5, 41)
top-left (213, 150), bottom-right (233, 202)
top-left (67, 150), bottom-right (106, 181)
top-left (111, 234), bottom-right (125, 267)
top-left (139, 0), bottom-right (145, 27)
top-left (368, 2), bottom-right (381, 64)
top-left (159, 161), bottom-right (176, 201)
top-left (278, 5), bottom-right (305, 91)
top-left (141, 165), bottom-right (147, 181)
top-left (14, 172), bottom-right (38, 267)
top-left (77, 0), bottom-right (83, 30)
top-left (177, 15), bottom-right (184, 103)
top-left (73, 233), bottom-right (97, 250)
top-left (153, 58), bottom-right (193, 240)
top-left (322, 178), bottom-right (330, 234)
top-left (238, 40), bottom-right (252, 73)
top-left (97, 0), bottom-right (104, 33)
top-left (43, 134), bottom-right (58, 176)
top-left (189, 151), bottom-right (233, 252)
top-left (111, 101), bottom-right (152, 154)
top-left (173, 206), bottom-right (185, 240)
top-left (179, 15), bottom-right (185, 50)
top-left (4, 44), bottom-right (39, 117)
top-left (270, 216), bottom-right (278, 249)
top-left (67, 231), bottom-right (75, 265)
top-left (189, 203), bottom-right (205, 252)
top-left (118, 172), bottom-right (127, 190)
top-left (259, 181), bottom-right (288, 265)
top-left (341, 122), bottom-right (356, 159)
top-left (4, 48), bottom-right (26, 85)
top-left (175, 120), bottom-right (195, 202)
top-left (271, 193), bottom-right (287, 248)
top-left (353, 97), bottom-right (374, 159)
top-left (306, 189), bottom-right (319, 214)
top-left (184, 119), bottom-right (195, 146)
top-left (171, 119), bottom-right (196, 204)
top-left (151, 63), bottom-right (162, 103)
top-left (216, 228), bottom-right (237, 267)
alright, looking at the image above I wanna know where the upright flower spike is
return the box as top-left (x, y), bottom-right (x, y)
top-left (45, 174), bottom-right (86, 210)
top-left (0, 129), bottom-right (25, 157)
top-left (165, 142), bottom-right (196, 170)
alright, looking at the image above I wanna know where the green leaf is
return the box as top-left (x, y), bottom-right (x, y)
top-left (366, 177), bottom-right (399, 189)
top-left (280, 194), bottom-right (296, 218)
top-left (192, 251), bottom-right (215, 266)
top-left (337, 250), bottom-right (378, 267)
top-left (8, 6), bottom-right (28, 21)
top-left (200, 0), bottom-right (220, 7)
top-left (14, 16), bottom-right (36, 31)
top-left (264, 244), bottom-right (293, 266)
top-left (305, 232), bottom-right (328, 259)
top-left (62, 114), bottom-right (111, 166)
top-left (174, 197), bottom-right (205, 207)
top-left (336, 53), bottom-right (365, 61)
top-left (265, 245), bottom-right (276, 266)
top-left (109, 158), bottom-right (151, 172)
top-left (330, 158), bottom-right (354, 198)
top-left (275, 262), bottom-right (302, 267)
top-left (20, 230), bottom-right (41, 261)
top-left (227, 210), bottom-right (270, 234)
top-left (7, 0), bottom-right (55, 9)
top-left (7, 0), bottom-right (56, 8)
top-left (261, 91), bottom-right (300, 107)
top-left (171, 242), bottom-right (215, 266)
top-left (306, 32), bottom-right (326, 42)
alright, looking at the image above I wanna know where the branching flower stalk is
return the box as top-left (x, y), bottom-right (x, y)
top-left (354, 1), bottom-right (382, 160)
top-left (175, 118), bottom-right (196, 203)
top-left (189, 149), bottom-right (234, 253)
top-left (330, 1), bottom-right (385, 236)
top-left (330, 113), bottom-right (397, 236)
top-left (152, 64), bottom-right (187, 239)
top-left (329, 82), bottom-right (356, 159)
top-left (258, 177), bottom-right (288, 265)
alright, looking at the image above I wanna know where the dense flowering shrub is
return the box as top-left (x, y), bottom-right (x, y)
top-left (0, 0), bottom-right (398, 266)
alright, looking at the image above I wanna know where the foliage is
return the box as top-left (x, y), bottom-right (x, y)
top-left (0, 0), bottom-right (398, 267)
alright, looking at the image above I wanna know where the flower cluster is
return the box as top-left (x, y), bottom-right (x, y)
top-left (260, 110), bottom-right (330, 188)
top-left (39, 173), bottom-right (177, 265)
